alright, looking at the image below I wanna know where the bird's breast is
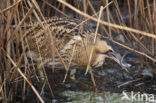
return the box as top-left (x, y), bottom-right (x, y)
top-left (92, 54), bottom-right (105, 68)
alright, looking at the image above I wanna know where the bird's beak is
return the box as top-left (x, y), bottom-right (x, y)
top-left (106, 51), bottom-right (130, 72)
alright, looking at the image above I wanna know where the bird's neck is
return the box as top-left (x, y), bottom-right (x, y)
top-left (73, 40), bottom-right (102, 67)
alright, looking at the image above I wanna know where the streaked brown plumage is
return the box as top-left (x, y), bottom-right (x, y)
top-left (22, 17), bottom-right (123, 69)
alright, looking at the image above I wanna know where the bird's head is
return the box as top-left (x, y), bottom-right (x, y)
top-left (94, 36), bottom-right (129, 71)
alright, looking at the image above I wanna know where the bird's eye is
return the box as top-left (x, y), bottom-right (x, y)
top-left (96, 49), bottom-right (113, 54)
top-left (102, 49), bottom-right (113, 55)
top-left (108, 49), bottom-right (113, 53)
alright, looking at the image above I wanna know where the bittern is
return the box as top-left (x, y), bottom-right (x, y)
top-left (23, 17), bottom-right (128, 79)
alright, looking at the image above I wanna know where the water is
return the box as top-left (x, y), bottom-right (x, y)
top-left (12, 52), bottom-right (156, 103)
top-left (36, 57), bottom-right (156, 103)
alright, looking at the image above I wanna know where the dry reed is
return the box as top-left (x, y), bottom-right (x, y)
top-left (0, 0), bottom-right (155, 102)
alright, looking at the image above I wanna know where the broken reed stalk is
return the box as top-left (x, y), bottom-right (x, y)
top-left (85, 6), bottom-right (104, 74)
top-left (153, 0), bottom-right (156, 56)
top-left (86, 6), bottom-right (104, 94)
top-left (118, 78), bottom-right (142, 88)
top-left (0, 0), bottom-right (22, 15)
top-left (58, 0), bottom-right (156, 63)
top-left (87, 0), bottom-right (98, 16)
top-left (113, 39), bottom-right (156, 62)
top-left (0, 73), bottom-right (4, 101)
top-left (9, 4), bottom-right (35, 41)
top-left (116, 0), bottom-right (153, 56)
top-left (41, 0), bottom-right (69, 18)
top-left (63, 43), bottom-right (76, 83)
top-left (127, 0), bottom-right (132, 27)
top-left (114, 0), bottom-right (154, 67)
top-left (106, 0), bottom-right (112, 38)
top-left (134, 0), bottom-right (144, 69)
top-left (63, 1), bottom-right (112, 82)
top-left (83, 0), bottom-right (87, 20)
top-left (27, 0), bottom-right (56, 99)
top-left (30, 0), bottom-right (69, 74)
top-left (146, 0), bottom-right (155, 59)
top-left (58, 0), bottom-right (156, 39)
top-left (1, 48), bottom-right (44, 103)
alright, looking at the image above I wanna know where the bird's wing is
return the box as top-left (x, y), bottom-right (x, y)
top-left (22, 17), bottom-right (91, 57)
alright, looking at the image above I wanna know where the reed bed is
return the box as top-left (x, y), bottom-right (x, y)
top-left (0, 0), bottom-right (155, 102)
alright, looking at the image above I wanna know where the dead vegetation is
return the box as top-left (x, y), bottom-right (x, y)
top-left (0, 0), bottom-right (156, 102)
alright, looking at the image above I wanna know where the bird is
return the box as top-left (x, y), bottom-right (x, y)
top-left (22, 17), bottom-right (128, 79)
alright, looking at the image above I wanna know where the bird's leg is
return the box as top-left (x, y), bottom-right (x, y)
top-left (37, 63), bottom-right (45, 82)
top-left (36, 63), bottom-right (47, 100)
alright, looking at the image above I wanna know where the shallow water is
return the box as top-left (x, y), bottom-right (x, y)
top-left (13, 53), bottom-right (156, 103)
top-left (32, 57), bottom-right (156, 102)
